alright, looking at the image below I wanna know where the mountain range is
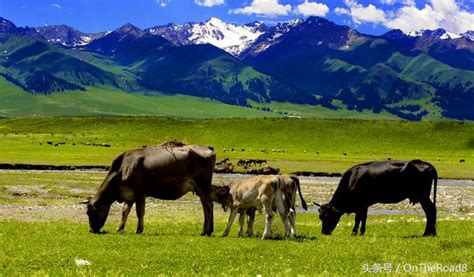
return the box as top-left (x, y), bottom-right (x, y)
top-left (0, 16), bottom-right (473, 120)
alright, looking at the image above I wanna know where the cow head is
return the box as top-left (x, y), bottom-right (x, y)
top-left (80, 197), bottom-right (111, 233)
top-left (314, 201), bottom-right (343, 235)
top-left (210, 185), bottom-right (231, 211)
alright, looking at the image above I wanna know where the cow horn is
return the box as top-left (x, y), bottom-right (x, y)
top-left (79, 196), bottom-right (92, 204)
top-left (313, 201), bottom-right (321, 207)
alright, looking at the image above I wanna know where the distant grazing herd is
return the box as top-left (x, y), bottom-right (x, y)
top-left (81, 142), bottom-right (439, 238)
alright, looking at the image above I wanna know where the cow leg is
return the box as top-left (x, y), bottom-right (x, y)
top-left (288, 207), bottom-right (297, 237)
top-left (197, 193), bottom-right (214, 236)
top-left (420, 198), bottom-right (437, 237)
top-left (238, 211), bottom-right (245, 237)
top-left (117, 202), bottom-right (133, 233)
top-left (275, 198), bottom-right (291, 238)
top-left (222, 208), bottom-right (238, 237)
top-left (261, 196), bottom-right (274, 239)
top-left (352, 213), bottom-right (361, 236)
top-left (359, 208), bottom-right (368, 236)
top-left (135, 196), bottom-right (145, 234)
top-left (246, 209), bottom-right (255, 237)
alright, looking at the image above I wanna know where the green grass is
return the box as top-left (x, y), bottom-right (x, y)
top-left (0, 117), bottom-right (472, 178)
top-left (250, 100), bottom-right (399, 119)
top-left (1, 171), bottom-right (472, 275)
top-left (0, 77), bottom-right (280, 118)
top-left (1, 216), bottom-right (472, 275)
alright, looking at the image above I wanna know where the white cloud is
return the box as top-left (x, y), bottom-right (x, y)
top-left (386, 0), bottom-right (474, 33)
top-left (342, 0), bottom-right (386, 24)
top-left (229, 0), bottom-right (291, 17)
top-left (294, 1), bottom-right (329, 17)
top-left (378, 0), bottom-right (417, 6)
top-left (194, 0), bottom-right (225, 7)
top-left (384, 4), bottom-right (440, 32)
top-left (50, 3), bottom-right (61, 9)
top-left (336, 0), bottom-right (474, 34)
top-left (157, 0), bottom-right (170, 7)
top-left (402, 0), bottom-right (416, 6)
top-left (335, 7), bottom-right (351, 15)
top-left (380, 0), bottom-right (396, 5)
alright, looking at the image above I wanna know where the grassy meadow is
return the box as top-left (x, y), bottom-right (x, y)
top-left (2, 216), bottom-right (472, 275)
top-left (0, 116), bottom-right (472, 178)
top-left (1, 171), bottom-right (472, 275)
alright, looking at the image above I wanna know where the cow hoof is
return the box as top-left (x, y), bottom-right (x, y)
top-left (351, 232), bottom-right (357, 236)
top-left (136, 230), bottom-right (143, 234)
top-left (200, 230), bottom-right (212, 236)
top-left (423, 232), bottom-right (436, 237)
top-left (117, 229), bottom-right (124, 234)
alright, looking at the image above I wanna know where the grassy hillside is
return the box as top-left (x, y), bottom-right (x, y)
top-left (0, 77), bottom-right (278, 118)
top-left (1, 76), bottom-right (422, 119)
top-left (0, 117), bottom-right (472, 178)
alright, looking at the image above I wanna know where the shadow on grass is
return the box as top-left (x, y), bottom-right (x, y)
top-left (257, 234), bottom-right (318, 242)
top-left (401, 234), bottom-right (424, 239)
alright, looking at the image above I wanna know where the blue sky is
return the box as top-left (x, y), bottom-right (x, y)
top-left (0, 0), bottom-right (473, 35)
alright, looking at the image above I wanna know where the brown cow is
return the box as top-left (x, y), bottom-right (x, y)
top-left (80, 143), bottom-right (216, 235)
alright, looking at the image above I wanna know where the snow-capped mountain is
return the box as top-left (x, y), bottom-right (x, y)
top-left (146, 17), bottom-right (269, 56)
top-left (461, 31), bottom-right (474, 41)
top-left (239, 19), bottom-right (303, 58)
top-left (405, 28), bottom-right (471, 40)
top-left (35, 25), bottom-right (107, 47)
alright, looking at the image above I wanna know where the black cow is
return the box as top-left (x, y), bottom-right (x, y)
top-left (314, 160), bottom-right (437, 236)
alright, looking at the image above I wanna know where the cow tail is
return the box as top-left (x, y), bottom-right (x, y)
top-left (292, 176), bottom-right (307, 211)
top-left (433, 167), bottom-right (438, 207)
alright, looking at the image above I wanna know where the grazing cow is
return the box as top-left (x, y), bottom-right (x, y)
top-left (214, 158), bottom-right (234, 174)
top-left (314, 160), bottom-right (437, 236)
top-left (213, 175), bottom-right (291, 239)
top-left (237, 159), bottom-right (252, 168)
top-left (254, 159), bottom-right (267, 167)
top-left (80, 143), bottom-right (216, 235)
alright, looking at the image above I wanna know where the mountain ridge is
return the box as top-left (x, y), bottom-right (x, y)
top-left (0, 16), bottom-right (472, 120)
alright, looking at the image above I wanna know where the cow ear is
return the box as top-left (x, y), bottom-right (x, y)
top-left (79, 196), bottom-right (92, 204)
top-left (313, 201), bottom-right (321, 207)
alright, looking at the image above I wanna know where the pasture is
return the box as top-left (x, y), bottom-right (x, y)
top-left (1, 171), bottom-right (473, 275)
top-left (0, 117), bottom-right (473, 178)
top-left (0, 116), bottom-right (473, 274)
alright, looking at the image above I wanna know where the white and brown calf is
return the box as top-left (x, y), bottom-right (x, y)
top-left (232, 175), bottom-right (308, 237)
top-left (214, 175), bottom-right (291, 239)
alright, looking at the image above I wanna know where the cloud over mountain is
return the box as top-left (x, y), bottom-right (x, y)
top-left (336, 0), bottom-right (474, 34)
